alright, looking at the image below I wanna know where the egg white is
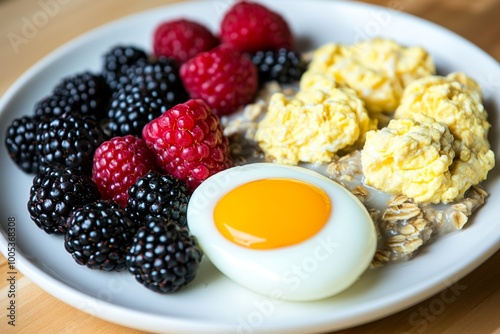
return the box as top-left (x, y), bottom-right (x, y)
top-left (187, 163), bottom-right (376, 301)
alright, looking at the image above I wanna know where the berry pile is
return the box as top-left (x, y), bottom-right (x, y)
top-left (4, 0), bottom-right (305, 294)
top-left (151, 0), bottom-right (306, 115)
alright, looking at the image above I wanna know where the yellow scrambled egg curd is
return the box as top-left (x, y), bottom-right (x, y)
top-left (307, 38), bottom-right (435, 113)
top-left (362, 116), bottom-right (458, 203)
top-left (394, 72), bottom-right (488, 150)
top-left (363, 71), bottom-right (495, 204)
top-left (255, 72), bottom-right (376, 165)
top-left (391, 72), bottom-right (495, 203)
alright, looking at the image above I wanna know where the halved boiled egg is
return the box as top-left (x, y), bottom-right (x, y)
top-left (187, 163), bottom-right (376, 301)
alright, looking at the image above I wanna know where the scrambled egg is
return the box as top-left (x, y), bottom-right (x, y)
top-left (394, 72), bottom-right (488, 149)
top-left (255, 72), bottom-right (376, 165)
top-left (362, 116), bottom-right (457, 203)
top-left (362, 73), bottom-right (495, 203)
top-left (307, 38), bottom-right (435, 113)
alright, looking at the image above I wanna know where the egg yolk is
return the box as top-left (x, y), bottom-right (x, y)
top-left (214, 178), bottom-right (331, 249)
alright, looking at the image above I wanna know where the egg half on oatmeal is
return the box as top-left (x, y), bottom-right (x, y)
top-left (187, 163), bottom-right (376, 301)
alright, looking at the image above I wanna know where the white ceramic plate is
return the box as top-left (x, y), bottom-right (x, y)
top-left (0, 0), bottom-right (499, 333)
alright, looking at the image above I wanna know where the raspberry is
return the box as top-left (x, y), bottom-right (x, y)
top-left (92, 135), bottom-right (157, 207)
top-left (153, 19), bottom-right (219, 64)
top-left (180, 45), bottom-right (258, 116)
top-left (220, 1), bottom-right (294, 53)
top-left (142, 99), bottom-right (232, 190)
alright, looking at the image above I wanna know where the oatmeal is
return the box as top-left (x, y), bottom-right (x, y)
top-left (326, 151), bottom-right (487, 267)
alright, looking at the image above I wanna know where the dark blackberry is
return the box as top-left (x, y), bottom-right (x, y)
top-left (250, 48), bottom-right (307, 85)
top-left (65, 200), bottom-right (138, 271)
top-left (105, 85), bottom-right (164, 137)
top-left (126, 218), bottom-right (203, 293)
top-left (126, 171), bottom-right (191, 227)
top-left (36, 111), bottom-right (105, 174)
top-left (27, 167), bottom-right (101, 234)
top-left (33, 94), bottom-right (74, 119)
top-left (5, 115), bottom-right (41, 174)
top-left (102, 45), bottom-right (148, 91)
top-left (116, 57), bottom-right (188, 107)
top-left (51, 71), bottom-right (111, 120)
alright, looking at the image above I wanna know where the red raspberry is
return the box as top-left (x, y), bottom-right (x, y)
top-left (92, 135), bottom-right (157, 207)
top-left (153, 19), bottom-right (219, 64)
top-left (142, 99), bottom-right (232, 190)
top-left (219, 1), bottom-right (294, 53)
top-left (180, 45), bottom-right (258, 116)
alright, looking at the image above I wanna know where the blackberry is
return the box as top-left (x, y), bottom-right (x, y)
top-left (126, 218), bottom-right (203, 293)
top-left (34, 94), bottom-right (74, 119)
top-left (5, 115), bottom-right (41, 174)
top-left (116, 57), bottom-right (188, 107)
top-left (126, 171), bottom-right (191, 227)
top-left (50, 71), bottom-right (111, 120)
top-left (65, 200), bottom-right (138, 271)
top-left (27, 167), bottom-right (101, 234)
top-left (250, 48), bottom-right (307, 85)
top-left (36, 111), bottom-right (105, 174)
top-left (105, 85), bottom-right (165, 137)
top-left (102, 45), bottom-right (148, 91)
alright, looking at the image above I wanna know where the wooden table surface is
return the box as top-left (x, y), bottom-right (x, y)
top-left (0, 0), bottom-right (499, 333)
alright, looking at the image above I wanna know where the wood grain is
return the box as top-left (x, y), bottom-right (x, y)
top-left (0, 0), bottom-right (499, 333)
